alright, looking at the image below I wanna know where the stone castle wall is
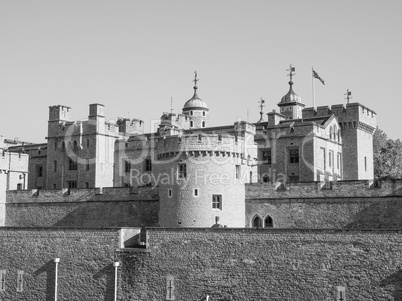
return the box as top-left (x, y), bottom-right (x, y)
top-left (246, 180), bottom-right (402, 228)
top-left (2, 227), bottom-right (402, 300)
top-left (119, 228), bottom-right (402, 301)
top-left (0, 227), bottom-right (119, 301)
top-left (5, 187), bottom-right (159, 227)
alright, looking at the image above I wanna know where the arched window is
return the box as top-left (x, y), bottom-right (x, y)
top-left (202, 111), bottom-right (206, 116)
top-left (202, 121), bottom-right (205, 127)
top-left (329, 126), bottom-right (333, 140)
top-left (73, 141), bottom-right (78, 151)
top-left (252, 215), bottom-right (262, 228)
top-left (337, 129), bottom-right (341, 143)
top-left (190, 121), bottom-right (194, 128)
top-left (264, 215), bottom-right (273, 228)
top-left (61, 141), bottom-right (65, 150)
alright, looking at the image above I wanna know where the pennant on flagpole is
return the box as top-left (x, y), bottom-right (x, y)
top-left (312, 70), bottom-right (325, 85)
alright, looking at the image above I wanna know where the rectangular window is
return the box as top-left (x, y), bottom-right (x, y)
top-left (0, 270), bottom-right (6, 292)
top-left (86, 139), bottom-right (90, 148)
top-left (125, 160), bottom-right (131, 173)
top-left (85, 158), bottom-right (90, 171)
top-left (53, 160), bottom-right (57, 172)
top-left (16, 271), bottom-right (24, 292)
top-left (289, 148), bottom-right (299, 163)
top-left (337, 152), bottom-right (340, 170)
top-left (36, 165), bottom-right (43, 178)
top-left (69, 158), bottom-right (77, 171)
top-left (54, 141), bottom-right (58, 150)
top-left (212, 194), bottom-right (222, 210)
top-left (168, 189), bottom-right (172, 198)
top-left (144, 158), bottom-right (152, 172)
top-left (194, 188), bottom-right (199, 197)
top-left (178, 163), bottom-right (187, 179)
top-left (235, 165), bottom-right (240, 179)
top-left (329, 151), bottom-right (334, 168)
top-left (262, 149), bottom-right (272, 164)
top-left (365, 156), bottom-right (367, 171)
top-left (52, 183), bottom-right (56, 189)
top-left (321, 147), bottom-right (326, 169)
top-left (67, 181), bottom-right (77, 189)
top-left (85, 182), bottom-right (89, 188)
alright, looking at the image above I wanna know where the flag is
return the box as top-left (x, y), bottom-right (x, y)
top-left (313, 70), bottom-right (325, 85)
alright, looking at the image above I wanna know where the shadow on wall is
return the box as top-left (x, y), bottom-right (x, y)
top-left (345, 200), bottom-right (402, 229)
top-left (380, 270), bottom-right (402, 301)
top-left (93, 263), bottom-right (115, 301)
top-left (52, 202), bottom-right (159, 227)
top-left (34, 260), bottom-right (56, 301)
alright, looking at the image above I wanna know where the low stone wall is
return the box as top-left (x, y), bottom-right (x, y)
top-left (119, 228), bottom-right (402, 301)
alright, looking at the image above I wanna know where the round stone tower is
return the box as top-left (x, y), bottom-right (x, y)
top-left (182, 71), bottom-right (209, 128)
top-left (156, 133), bottom-right (248, 228)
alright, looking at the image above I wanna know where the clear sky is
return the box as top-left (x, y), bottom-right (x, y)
top-left (1, 0), bottom-right (401, 143)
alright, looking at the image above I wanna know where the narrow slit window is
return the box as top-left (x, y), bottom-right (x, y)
top-left (0, 270), bottom-right (6, 292)
top-left (16, 271), bottom-right (24, 292)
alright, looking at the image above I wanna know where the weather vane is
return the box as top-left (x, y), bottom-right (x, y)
top-left (258, 98), bottom-right (265, 123)
top-left (287, 64), bottom-right (296, 81)
top-left (345, 89), bottom-right (352, 104)
top-left (193, 71), bottom-right (199, 87)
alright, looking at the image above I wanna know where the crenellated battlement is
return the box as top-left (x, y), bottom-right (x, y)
top-left (302, 102), bottom-right (377, 128)
top-left (246, 179), bottom-right (402, 199)
top-left (155, 133), bottom-right (249, 159)
top-left (48, 105), bottom-right (71, 122)
top-left (117, 118), bottom-right (144, 135)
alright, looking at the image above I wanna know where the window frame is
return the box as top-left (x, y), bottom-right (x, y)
top-left (69, 158), bottom-right (78, 171)
top-left (178, 163), bottom-right (187, 179)
top-left (288, 148), bottom-right (299, 164)
top-left (212, 194), bottom-right (222, 210)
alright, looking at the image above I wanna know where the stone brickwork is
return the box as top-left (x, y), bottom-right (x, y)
top-left (5, 187), bottom-right (159, 227)
top-left (3, 227), bottom-right (402, 300)
top-left (118, 228), bottom-right (402, 301)
top-left (0, 227), bottom-right (119, 301)
top-left (246, 180), bottom-right (402, 228)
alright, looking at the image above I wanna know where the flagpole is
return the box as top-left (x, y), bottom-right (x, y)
top-left (312, 68), bottom-right (316, 108)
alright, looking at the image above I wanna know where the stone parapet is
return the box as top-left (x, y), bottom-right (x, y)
top-left (246, 179), bottom-right (402, 199)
